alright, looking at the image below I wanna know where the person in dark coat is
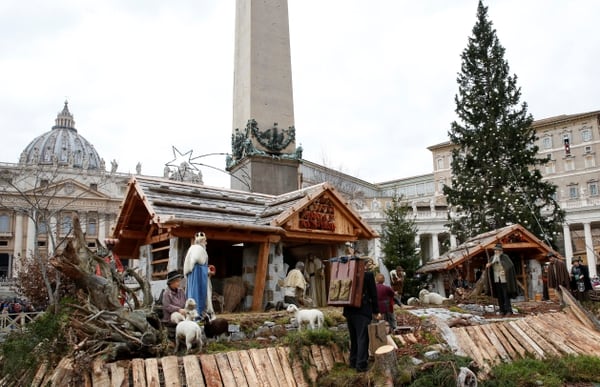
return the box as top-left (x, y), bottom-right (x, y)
top-left (546, 252), bottom-right (570, 293)
top-left (343, 256), bottom-right (380, 373)
top-left (484, 243), bottom-right (518, 315)
top-left (570, 257), bottom-right (593, 300)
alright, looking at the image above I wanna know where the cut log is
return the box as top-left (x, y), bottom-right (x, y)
top-left (374, 345), bottom-right (399, 387)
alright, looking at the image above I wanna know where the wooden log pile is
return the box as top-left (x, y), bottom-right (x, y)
top-left (47, 216), bottom-right (167, 366)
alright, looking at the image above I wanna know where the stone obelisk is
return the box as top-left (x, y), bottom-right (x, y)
top-left (227, 0), bottom-right (301, 194)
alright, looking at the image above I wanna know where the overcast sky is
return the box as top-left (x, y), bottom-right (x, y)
top-left (1, 1), bottom-right (599, 188)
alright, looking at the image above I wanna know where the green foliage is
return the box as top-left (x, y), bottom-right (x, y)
top-left (444, 1), bottom-right (564, 245)
top-left (379, 194), bottom-right (423, 297)
top-left (482, 355), bottom-right (600, 387)
top-left (409, 354), bottom-right (472, 387)
top-left (0, 310), bottom-right (69, 382)
top-left (284, 328), bottom-right (348, 351)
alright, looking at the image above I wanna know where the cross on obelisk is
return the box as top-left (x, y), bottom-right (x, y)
top-left (228, 0), bottom-right (301, 194)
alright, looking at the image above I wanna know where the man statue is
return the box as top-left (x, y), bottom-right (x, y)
top-left (484, 243), bottom-right (518, 316)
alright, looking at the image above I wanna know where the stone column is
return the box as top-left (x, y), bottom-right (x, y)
top-left (583, 222), bottom-right (596, 277)
top-left (431, 233), bottom-right (440, 260)
top-left (14, 214), bottom-right (24, 266)
top-left (450, 234), bottom-right (458, 249)
top-left (563, 223), bottom-right (573, 269)
top-left (26, 217), bottom-right (36, 258)
top-left (415, 234), bottom-right (422, 265)
top-left (98, 214), bottom-right (106, 244)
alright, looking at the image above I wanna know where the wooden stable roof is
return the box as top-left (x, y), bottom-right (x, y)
top-left (417, 224), bottom-right (558, 274)
top-left (111, 176), bottom-right (378, 258)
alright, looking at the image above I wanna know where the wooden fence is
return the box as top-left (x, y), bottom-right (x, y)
top-left (0, 311), bottom-right (42, 334)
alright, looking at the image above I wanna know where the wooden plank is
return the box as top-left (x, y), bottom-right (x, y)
top-left (538, 313), bottom-right (583, 350)
top-left (266, 347), bottom-right (287, 386)
top-left (452, 328), bottom-right (486, 369)
top-left (249, 348), bottom-right (278, 387)
top-left (404, 333), bottom-right (418, 344)
top-left (530, 316), bottom-right (578, 355)
top-left (301, 346), bottom-right (318, 385)
top-left (392, 334), bottom-right (406, 346)
top-left (276, 346), bottom-right (301, 387)
top-left (199, 354), bottom-right (224, 387)
top-left (182, 355), bottom-right (205, 387)
top-left (131, 358), bottom-right (147, 387)
top-left (215, 353), bottom-right (236, 387)
top-left (514, 319), bottom-right (561, 358)
top-left (310, 344), bottom-right (326, 374)
top-left (108, 362), bottom-right (127, 387)
top-left (480, 324), bottom-right (510, 362)
top-left (31, 361), bottom-right (48, 387)
top-left (144, 358), bottom-right (161, 387)
top-left (161, 356), bottom-right (181, 387)
top-left (491, 323), bottom-right (522, 360)
top-left (284, 347), bottom-right (309, 387)
top-left (330, 343), bottom-right (346, 364)
top-left (251, 242), bottom-right (270, 311)
top-left (500, 322), bottom-right (534, 359)
top-left (91, 358), bottom-right (110, 387)
top-left (545, 314), bottom-right (600, 355)
top-left (507, 321), bottom-right (545, 359)
top-left (237, 350), bottom-right (260, 387)
top-left (49, 357), bottom-right (75, 387)
top-left (226, 351), bottom-right (249, 387)
top-left (465, 326), bottom-right (496, 364)
top-left (319, 346), bottom-right (335, 372)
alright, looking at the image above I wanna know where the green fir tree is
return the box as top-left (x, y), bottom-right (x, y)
top-left (443, 1), bottom-right (564, 246)
top-left (379, 195), bottom-right (423, 298)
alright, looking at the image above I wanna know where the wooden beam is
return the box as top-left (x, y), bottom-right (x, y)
top-left (119, 229), bottom-right (147, 239)
top-left (251, 242), bottom-right (270, 311)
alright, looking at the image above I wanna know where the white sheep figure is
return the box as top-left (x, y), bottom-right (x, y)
top-left (170, 298), bottom-right (199, 324)
top-left (418, 289), bottom-right (454, 305)
top-left (175, 320), bottom-right (203, 354)
top-left (286, 304), bottom-right (324, 330)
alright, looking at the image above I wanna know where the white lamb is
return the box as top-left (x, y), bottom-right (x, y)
top-left (170, 298), bottom-right (199, 324)
top-left (286, 304), bottom-right (324, 330)
top-left (418, 289), bottom-right (454, 305)
top-left (175, 320), bottom-right (203, 353)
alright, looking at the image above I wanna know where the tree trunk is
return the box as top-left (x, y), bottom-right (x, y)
top-left (373, 345), bottom-right (399, 386)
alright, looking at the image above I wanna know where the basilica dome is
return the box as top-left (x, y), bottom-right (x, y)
top-left (19, 101), bottom-right (103, 170)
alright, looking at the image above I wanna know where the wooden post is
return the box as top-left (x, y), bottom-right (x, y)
top-left (251, 242), bottom-right (270, 311)
top-left (374, 345), bottom-right (398, 386)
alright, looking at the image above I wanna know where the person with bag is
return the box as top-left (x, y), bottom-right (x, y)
top-left (570, 257), bottom-right (593, 300)
top-left (343, 255), bottom-right (380, 373)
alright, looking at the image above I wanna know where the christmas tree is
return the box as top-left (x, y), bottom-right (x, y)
top-left (443, 1), bottom-right (564, 246)
top-left (380, 195), bottom-right (423, 297)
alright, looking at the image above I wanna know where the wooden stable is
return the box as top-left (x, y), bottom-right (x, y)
top-left (417, 224), bottom-right (560, 301)
top-left (110, 176), bottom-right (377, 311)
